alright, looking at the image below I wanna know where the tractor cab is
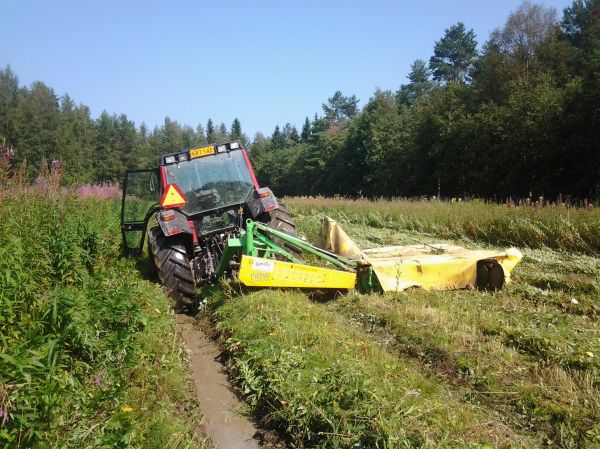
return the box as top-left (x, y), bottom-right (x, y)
top-left (120, 141), bottom-right (279, 257)
top-left (159, 141), bottom-right (255, 216)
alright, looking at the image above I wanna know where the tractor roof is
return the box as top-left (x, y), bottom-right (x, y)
top-left (159, 140), bottom-right (243, 166)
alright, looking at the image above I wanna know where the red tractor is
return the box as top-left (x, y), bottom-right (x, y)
top-left (120, 141), bottom-right (296, 309)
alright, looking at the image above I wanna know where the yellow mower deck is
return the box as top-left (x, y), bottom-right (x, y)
top-left (361, 244), bottom-right (522, 292)
top-left (317, 217), bottom-right (523, 292)
top-left (235, 217), bottom-right (522, 293)
top-left (239, 255), bottom-right (357, 289)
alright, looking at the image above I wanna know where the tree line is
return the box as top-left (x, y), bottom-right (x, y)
top-left (1, 0), bottom-right (599, 199)
top-left (0, 70), bottom-right (249, 184)
top-left (252, 0), bottom-right (600, 200)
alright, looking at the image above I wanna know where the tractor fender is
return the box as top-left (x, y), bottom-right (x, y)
top-left (247, 187), bottom-right (280, 219)
top-left (156, 209), bottom-right (193, 237)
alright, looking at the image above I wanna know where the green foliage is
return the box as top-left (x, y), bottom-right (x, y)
top-left (0, 192), bottom-right (203, 448)
top-left (0, 69), bottom-right (248, 183)
top-left (248, 0), bottom-right (600, 202)
top-left (2, 0), bottom-right (600, 200)
top-left (322, 90), bottom-right (359, 124)
top-left (429, 22), bottom-right (478, 83)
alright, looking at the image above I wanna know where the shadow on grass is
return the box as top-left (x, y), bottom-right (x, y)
top-left (135, 255), bottom-right (159, 282)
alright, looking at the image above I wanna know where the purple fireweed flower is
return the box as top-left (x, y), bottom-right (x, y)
top-left (35, 176), bottom-right (48, 190)
top-left (76, 184), bottom-right (121, 199)
top-left (93, 371), bottom-right (105, 386)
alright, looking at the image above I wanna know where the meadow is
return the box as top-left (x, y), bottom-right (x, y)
top-left (2, 172), bottom-right (599, 449)
top-left (0, 174), bottom-right (205, 448)
top-left (202, 197), bottom-right (600, 448)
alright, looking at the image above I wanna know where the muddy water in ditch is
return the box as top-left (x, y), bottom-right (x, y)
top-left (176, 315), bottom-right (260, 449)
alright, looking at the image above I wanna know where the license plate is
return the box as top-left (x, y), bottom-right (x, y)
top-left (190, 146), bottom-right (215, 158)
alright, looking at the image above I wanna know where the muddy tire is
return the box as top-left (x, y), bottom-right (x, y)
top-left (147, 226), bottom-right (196, 310)
top-left (264, 201), bottom-right (297, 237)
top-left (476, 259), bottom-right (505, 291)
top-left (257, 199), bottom-right (298, 252)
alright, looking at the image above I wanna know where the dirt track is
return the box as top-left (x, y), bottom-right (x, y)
top-left (176, 315), bottom-right (260, 449)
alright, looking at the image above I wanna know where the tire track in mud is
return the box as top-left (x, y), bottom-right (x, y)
top-left (176, 314), bottom-right (260, 449)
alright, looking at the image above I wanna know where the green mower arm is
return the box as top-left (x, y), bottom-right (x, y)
top-left (214, 220), bottom-right (359, 281)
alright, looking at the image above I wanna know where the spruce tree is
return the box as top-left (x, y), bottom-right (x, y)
top-left (271, 125), bottom-right (285, 149)
top-left (206, 118), bottom-right (215, 143)
top-left (300, 116), bottom-right (311, 141)
top-left (230, 118), bottom-right (242, 141)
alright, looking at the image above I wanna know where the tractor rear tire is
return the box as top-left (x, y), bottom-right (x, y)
top-left (264, 200), bottom-right (297, 237)
top-left (147, 226), bottom-right (196, 311)
top-left (258, 200), bottom-right (298, 252)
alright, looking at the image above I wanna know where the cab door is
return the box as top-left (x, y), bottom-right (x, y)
top-left (120, 169), bottom-right (161, 256)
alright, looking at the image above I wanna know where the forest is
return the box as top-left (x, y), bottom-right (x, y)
top-left (1, 0), bottom-right (599, 200)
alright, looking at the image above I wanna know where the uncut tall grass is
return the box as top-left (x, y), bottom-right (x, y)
top-left (287, 197), bottom-right (600, 254)
top-left (0, 174), bottom-right (201, 447)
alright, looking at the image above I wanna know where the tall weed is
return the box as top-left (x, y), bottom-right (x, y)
top-left (0, 189), bottom-right (202, 448)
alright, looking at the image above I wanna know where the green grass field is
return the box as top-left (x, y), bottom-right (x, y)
top-left (204, 197), bottom-right (600, 448)
top-left (3, 187), bottom-right (599, 448)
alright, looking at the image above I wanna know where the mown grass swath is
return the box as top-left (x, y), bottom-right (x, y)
top-left (0, 167), bottom-right (204, 448)
top-left (199, 196), bottom-right (599, 448)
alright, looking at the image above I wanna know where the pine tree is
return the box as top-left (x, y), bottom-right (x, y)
top-left (322, 91), bottom-right (359, 124)
top-left (430, 22), bottom-right (478, 83)
top-left (396, 59), bottom-right (433, 106)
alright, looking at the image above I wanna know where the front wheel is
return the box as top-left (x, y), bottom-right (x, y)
top-left (147, 226), bottom-right (196, 310)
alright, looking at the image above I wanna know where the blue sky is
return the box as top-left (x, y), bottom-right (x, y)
top-left (1, 0), bottom-right (573, 138)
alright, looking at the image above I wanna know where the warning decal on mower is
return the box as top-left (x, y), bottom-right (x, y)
top-left (160, 184), bottom-right (187, 208)
top-left (252, 259), bottom-right (275, 272)
top-left (239, 256), bottom-right (356, 289)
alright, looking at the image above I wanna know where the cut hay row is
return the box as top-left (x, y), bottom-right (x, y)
top-left (200, 198), bottom-right (600, 448)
